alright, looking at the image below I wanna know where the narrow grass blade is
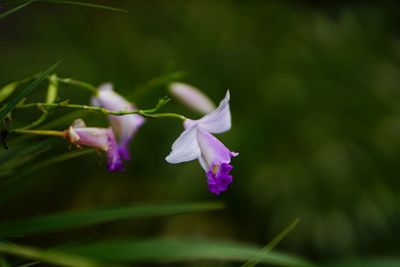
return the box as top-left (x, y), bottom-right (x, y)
top-left (242, 218), bottom-right (300, 267)
top-left (16, 262), bottom-right (40, 267)
top-left (62, 239), bottom-right (312, 266)
top-left (129, 71), bottom-right (186, 101)
top-left (0, 203), bottom-right (224, 236)
top-left (0, 255), bottom-right (11, 267)
top-left (0, 242), bottom-right (109, 267)
top-left (36, 0), bottom-right (127, 13)
top-left (0, 149), bottom-right (94, 205)
top-left (1, 0), bottom-right (126, 13)
top-left (322, 259), bottom-right (400, 267)
top-left (0, 62), bottom-right (61, 121)
top-left (0, 1), bottom-right (31, 20)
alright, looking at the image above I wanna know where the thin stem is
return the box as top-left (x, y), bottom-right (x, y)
top-left (18, 74), bottom-right (58, 130)
top-left (17, 102), bottom-right (186, 120)
top-left (11, 129), bottom-right (65, 137)
top-left (56, 78), bottom-right (97, 93)
top-left (19, 112), bottom-right (50, 130)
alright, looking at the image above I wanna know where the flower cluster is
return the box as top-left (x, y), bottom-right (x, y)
top-left (12, 79), bottom-right (238, 195)
top-left (64, 83), bottom-right (145, 172)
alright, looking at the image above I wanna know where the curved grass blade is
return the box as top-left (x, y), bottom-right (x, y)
top-left (16, 262), bottom-right (40, 267)
top-left (0, 203), bottom-right (224, 236)
top-left (0, 149), bottom-right (94, 205)
top-left (0, 255), bottom-right (11, 267)
top-left (322, 259), bottom-right (400, 267)
top-left (0, 242), bottom-right (110, 267)
top-left (62, 239), bottom-right (312, 266)
top-left (35, 0), bottom-right (127, 13)
top-left (0, 62), bottom-right (61, 121)
top-left (1, 0), bottom-right (126, 13)
top-left (242, 218), bottom-right (300, 267)
top-left (0, 1), bottom-right (31, 20)
top-left (129, 70), bottom-right (186, 101)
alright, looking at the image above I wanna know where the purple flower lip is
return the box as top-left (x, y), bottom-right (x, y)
top-left (91, 83), bottom-right (145, 161)
top-left (207, 163), bottom-right (234, 195)
top-left (165, 91), bottom-right (238, 194)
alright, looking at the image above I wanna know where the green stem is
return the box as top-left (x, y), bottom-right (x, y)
top-left (56, 78), bottom-right (97, 93)
top-left (18, 102), bottom-right (186, 120)
top-left (19, 112), bottom-right (50, 130)
top-left (19, 74), bottom-right (59, 130)
top-left (11, 129), bottom-right (65, 137)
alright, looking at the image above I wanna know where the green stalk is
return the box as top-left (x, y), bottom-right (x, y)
top-left (18, 102), bottom-right (186, 120)
top-left (56, 78), bottom-right (97, 93)
top-left (19, 74), bottom-right (59, 130)
top-left (11, 129), bottom-right (65, 137)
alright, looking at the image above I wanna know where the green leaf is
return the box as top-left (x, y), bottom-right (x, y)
top-left (36, 0), bottom-right (127, 13)
top-left (0, 203), bottom-right (224, 236)
top-left (0, 149), bottom-right (94, 205)
top-left (322, 259), bottom-right (400, 267)
top-left (0, 1), bottom-right (31, 20)
top-left (0, 82), bottom-right (18, 104)
top-left (242, 218), bottom-right (300, 267)
top-left (0, 242), bottom-right (107, 267)
top-left (16, 262), bottom-right (40, 267)
top-left (129, 70), bottom-right (186, 101)
top-left (1, 0), bottom-right (127, 13)
top-left (62, 239), bottom-right (312, 266)
top-left (0, 255), bottom-right (11, 267)
top-left (0, 62), bottom-right (61, 121)
top-left (0, 142), bottom-right (52, 175)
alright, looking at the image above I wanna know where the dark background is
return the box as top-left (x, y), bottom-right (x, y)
top-left (1, 0), bottom-right (400, 265)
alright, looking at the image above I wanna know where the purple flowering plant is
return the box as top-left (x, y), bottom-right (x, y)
top-left (2, 74), bottom-right (238, 195)
top-left (0, 3), bottom-right (315, 267)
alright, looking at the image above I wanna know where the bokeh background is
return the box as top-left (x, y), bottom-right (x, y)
top-left (1, 0), bottom-right (400, 265)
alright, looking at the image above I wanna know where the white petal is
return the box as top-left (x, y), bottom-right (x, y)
top-left (169, 82), bottom-right (216, 114)
top-left (92, 83), bottom-right (145, 143)
top-left (71, 118), bottom-right (86, 128)
top-left (165, 126), bottom-right (201, 164)
top-left (197, 128), bottom-right (233, 170)
top-left (98, 83), bottom-right (114, 92)
top-left (71, 127), bottom-right (111, 151)
top-left (197, 90), bottom-right (231, 134)
top-left (94, 84), bottom-right (132, 112)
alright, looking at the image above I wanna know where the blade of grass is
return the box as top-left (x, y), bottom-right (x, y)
top-left (16, 262), bottom-right (40, 267)
top-left (242, 218), bottom-right (300, 267)
top-left (0, 62), bottom-right (61, 121)
top-left (0, 149), bottom-right (95, 205)
top-left (0, 1), bottom-right (31, 20)
top-left (0, 242), bottom-right (109, 267)
top-left (0, 203), bottom-right (224, 236)
top-left (322, 259), bottom-right (400, 267)
top-left (35, 0), bottom-right (127, 13)
top-left (62, 239), bottom-right (312, 266)
top-left (128, 70), bottom-right (186, 101)
top-left (0, 255), bottom-right (11, 267)
top-left (1, 0), bottom-right (126, 13)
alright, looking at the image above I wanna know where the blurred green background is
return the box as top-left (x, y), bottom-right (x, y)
top-left (1, 0), bottom-right (400, 265)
